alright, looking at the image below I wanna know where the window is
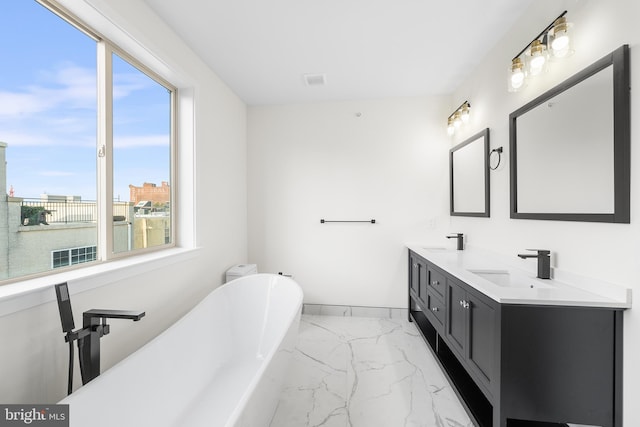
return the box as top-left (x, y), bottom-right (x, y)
top-left (52, 246), bottom-right (97, 269)
top-left (0, 0), bottom-right (175, 284)
top-left (112, 53), bottom-right (173, 254)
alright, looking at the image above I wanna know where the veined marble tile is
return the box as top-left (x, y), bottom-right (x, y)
top-left (350, 306), bottom-right (392, 318)
top-left (270, 315), bottom-right (472, 427)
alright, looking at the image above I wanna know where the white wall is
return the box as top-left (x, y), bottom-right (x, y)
top-left (248, 97), bottom-right (451, 307)
top-left (447, 0), bottom-right (640, 425)
top-left (0, 0), bottom-right (247, 404)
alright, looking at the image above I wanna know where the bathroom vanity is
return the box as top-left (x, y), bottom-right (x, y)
top-left (407, 245), bottom-right (630, 427)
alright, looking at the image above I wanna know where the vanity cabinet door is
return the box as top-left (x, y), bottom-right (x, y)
top-left (466, 289), bottom-right (497, 395)
top-left (445, 278), bottom-right (498, 396)
top-left (445, 278), bottom-right (467, 360)
top-left (409, 253), bottom-right (427, 302)
top-left (409, 253), bottom-right (420, 297)
top-left (409, 252), bottom-right (429, 305)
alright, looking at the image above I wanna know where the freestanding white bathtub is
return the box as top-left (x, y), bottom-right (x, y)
top-left (60, 273), bottom-right (303, 427)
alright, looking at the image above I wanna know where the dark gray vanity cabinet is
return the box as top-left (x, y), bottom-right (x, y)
top-left (407, 249), bottom-right (622, 427)
top-left (445, 276), bottom-right (498, 398)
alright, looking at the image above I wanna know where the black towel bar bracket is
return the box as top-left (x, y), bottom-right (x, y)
top-left (320, 219), bottom-right (376, 224)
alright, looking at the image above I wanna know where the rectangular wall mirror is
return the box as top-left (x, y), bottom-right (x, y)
top-left (509, 45), bottom-right (630, 223)
top-left (450, 128), bottom-right (490, 217)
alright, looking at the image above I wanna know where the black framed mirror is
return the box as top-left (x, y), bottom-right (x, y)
top-left (509, 44), bottom-right (630, 223)
top-left (450, 128), bottom-right (490, 217)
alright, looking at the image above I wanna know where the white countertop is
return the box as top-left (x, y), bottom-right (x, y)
top-left (407, 244), bottom-right (631, 309)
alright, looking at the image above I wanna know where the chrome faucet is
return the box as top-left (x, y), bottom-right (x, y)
top-left (517, 249), bottom-right (551, 279)
top-left (446, 233), bottom-right (464, 250)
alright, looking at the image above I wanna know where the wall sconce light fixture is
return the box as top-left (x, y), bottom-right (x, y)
top-left (508, 11), bottom-right (573, 92)
top-left (447, 101), bottom-right (471, 136)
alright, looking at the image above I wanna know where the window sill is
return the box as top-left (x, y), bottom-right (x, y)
top-left (0, 247), bottom-right (201, 318)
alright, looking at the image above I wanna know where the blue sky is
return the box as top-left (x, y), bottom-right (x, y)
top-left (0, 0), bottom-right (170, 201)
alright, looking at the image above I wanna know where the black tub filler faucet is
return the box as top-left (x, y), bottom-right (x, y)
top-left (55, 282), bottom-right (145, 395)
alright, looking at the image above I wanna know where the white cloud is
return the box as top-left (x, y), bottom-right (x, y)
top-left (0, 130), bottom-right (55, 147)
top-left (0, 127), bottom-right (95, 148)
top-left (39, 171), bottom-right (76, 177)
top-left (113, 134), bottom-right (170, 148)
top-left (0, 63), bottom-right (165, 150)
top-left (0, 63), bottom-right (96, 119)
top-left (113, 72), bottom-right (154, 99)
top-left (0, 91), bottom-right (55, 116)
top-left (0, 63), bottom-right (98, 148)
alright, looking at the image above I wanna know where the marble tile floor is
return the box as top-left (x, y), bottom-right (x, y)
top-left (269, 314), bottom-right (473, 427)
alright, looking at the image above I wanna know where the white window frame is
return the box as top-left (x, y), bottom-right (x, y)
top-left (97, 42), bottom-right (177, 261)
top-left (44, 0), bottom-right (178, 263)
top-left (0, 0), bottom-right (195, 313)
top-left (0, 0), bottom-right (179, 285)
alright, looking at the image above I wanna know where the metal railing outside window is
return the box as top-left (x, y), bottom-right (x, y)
top-left (20, 199), bottom-right (131, 225)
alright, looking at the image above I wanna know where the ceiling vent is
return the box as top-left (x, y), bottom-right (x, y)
top-left (303, 73), bottom-right (326, 87)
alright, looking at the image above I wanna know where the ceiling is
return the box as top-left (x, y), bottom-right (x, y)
top-left (144, 0), bottom-right (535, 106)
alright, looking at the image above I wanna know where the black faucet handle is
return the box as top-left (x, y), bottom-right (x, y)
top-left (447, 233), bottom-right (463, 238)
top-left (55, 282), bottom-right (75, 333)
top-left (83, 309), bottom-right (146, 321)
top-left (524, 249), bottom-right (551, 256)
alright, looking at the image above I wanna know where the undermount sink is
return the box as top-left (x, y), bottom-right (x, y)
top-left (421, 247), bottom-right (448, 252)
top-left (468, 269), bottom-right (554, 289)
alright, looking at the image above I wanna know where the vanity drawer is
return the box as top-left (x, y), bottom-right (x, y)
top-left (427, 266), bottom-right (446, 299)
top-left (425, 290), bottom-right (445, 331)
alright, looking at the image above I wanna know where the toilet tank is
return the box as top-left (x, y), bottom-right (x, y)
top-left (225, 264), bottom-right (257, 283)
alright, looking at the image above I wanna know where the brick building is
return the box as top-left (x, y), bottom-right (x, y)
top-left (129, 181), bottom-right (170, 205)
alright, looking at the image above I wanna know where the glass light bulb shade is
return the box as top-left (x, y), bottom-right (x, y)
top-left (529, 54), bottom-right (546, 75)
top-left (447, 123), bottom-right (455, 135)
top-left (460, 105), bottom-right (470, 123)
top-left (527, 40), bottom-right (548, 75)
top-left (447, 117), bottom-right (455, 135)
top-left (453, 112), bottom-right (462, 128)
top-left (552, 34), bottom-right (569, 51)
top-left (511, 71), bottom-right (525, 88)
top-left (548, 18), bottom-right (574, 59)
top-left (508, 58), bottom-right (525, 92)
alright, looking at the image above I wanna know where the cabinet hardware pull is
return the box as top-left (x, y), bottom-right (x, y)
top-left (463, 301), bottom-right (471, 309)
top-left (413, 264), bottom-right (417, 268)
top-left (459, 300), bottom-right (464, 307)
top-left (432, 280), bottom-right (439, 286)
top-left (431, 307), bottom-right (439, 312)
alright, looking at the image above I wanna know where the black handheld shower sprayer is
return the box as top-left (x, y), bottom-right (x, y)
top-left (54, 282), bottom-right (145, 395)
